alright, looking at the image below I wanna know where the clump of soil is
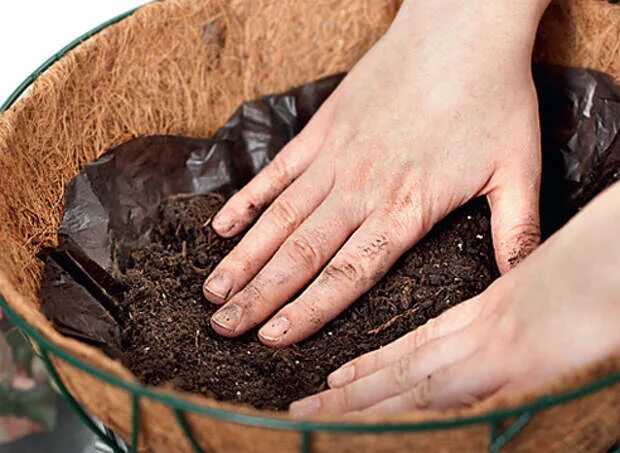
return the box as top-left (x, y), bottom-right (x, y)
top-left (118, 194), bottom-right (498, 410)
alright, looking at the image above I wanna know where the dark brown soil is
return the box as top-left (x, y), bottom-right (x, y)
top-left (118, 194), bottom-right (499, 410)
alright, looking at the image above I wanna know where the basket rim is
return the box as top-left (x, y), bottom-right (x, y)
top-left (3, 294), bottom-right (619, 434)
top-left (0, 0), bottom-right (619, 435)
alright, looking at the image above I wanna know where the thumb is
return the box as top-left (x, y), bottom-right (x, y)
top-left (487, 171), bottom-right (541, 274)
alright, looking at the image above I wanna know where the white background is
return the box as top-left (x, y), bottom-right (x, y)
top-left (0, 0), bottom-right (144, 104)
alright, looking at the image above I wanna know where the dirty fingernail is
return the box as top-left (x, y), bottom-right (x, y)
top-left (212, 213), bottom-right (233, 233)
top-left (289, 396), bottom-right (321, 416)
top-left (328, 365), bottom-right (355, 388)
top-left (211, 304), bottom-right (243, 333)
top-left (204, 272), bottom-right (233, 302)
top-left (259, 316), bottom-right (290, 343)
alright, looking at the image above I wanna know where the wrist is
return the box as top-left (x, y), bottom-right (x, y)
top-left (400, 0), bottom-right (551, 24)
top-left (395, 0), bottom-right (551, 59)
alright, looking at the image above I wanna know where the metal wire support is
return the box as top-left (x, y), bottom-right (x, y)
top-left (175, 410), bottom-right (206, 453)
top-left (300, 431), bottom-right (312, 453)
top-left (39, 347), bottom-right (125, 453)
top-left (489, 412), bottom-right (533, 453)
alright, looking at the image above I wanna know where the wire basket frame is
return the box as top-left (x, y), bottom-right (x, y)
top-left (0, 4), bottom-right (619, 453)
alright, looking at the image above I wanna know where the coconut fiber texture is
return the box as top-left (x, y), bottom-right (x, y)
top-left (0, 1), bottom-right (619, 452)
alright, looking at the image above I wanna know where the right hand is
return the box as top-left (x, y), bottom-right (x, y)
top-left (291, 181), bottom-right (620, 415)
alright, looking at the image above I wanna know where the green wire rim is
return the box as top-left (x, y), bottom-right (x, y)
top-left (0, 0), bottom-right (619, 444)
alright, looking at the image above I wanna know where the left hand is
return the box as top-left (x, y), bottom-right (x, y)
top-left (289, 182), bottom-right (620, 416)
top-left (203, 0), bottom-right (546, 347)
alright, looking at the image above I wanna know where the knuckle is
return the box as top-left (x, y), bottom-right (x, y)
top-left (242, 195), bottom-right (266, 219)
top-left (268, 155), bottom-right (293, 187)
top-left (408, 324), bottom-right (431, 351)
top-left (287, 234), bottom-right (324, 271)
top-left (390, 355), bottom-right (413, 391)
top-left (354, 355), bottom-right (373, 377)
top-left (322, 388), bottom-right (347, 413)
top-left (407, 375), bottom-right (432, 409)
top-left (340, 384), bottom-right (355, 410)
top-left (349, 359), bottom-right (363, 378)
top-left (269, 198), bottom-right (300, 232)
top-left (358, 232), bottom-right (391, 260)
top-left (227, 247), bottom-right (253, 274)
top-left (239, 282), bottom-right (268, 309)
top-left (227, 191), bottom-right (265, 225)
top-left (323, 257), bottom-right (365, 285)
top-left (323, 231), bottom-right (394, 287)
top-left (293, 300), bottom-right (324, 328)
top-left (235, 185), bottom-right (269, 217)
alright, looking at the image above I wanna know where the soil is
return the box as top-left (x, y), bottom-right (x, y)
top-left (117, 193), bottom-right (499, 411)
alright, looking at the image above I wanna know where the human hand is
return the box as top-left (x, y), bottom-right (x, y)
top-left (289, 182), bottom-right (620, 416)
top-left (204, 0), bottom-right (549, 346)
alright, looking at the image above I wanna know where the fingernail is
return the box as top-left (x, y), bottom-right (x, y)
top-left (259, 316), bottom-right (290, 343)
top-left (212, 213), bottom-right (233, 233)
top-left (204, 272), bottom-right (233, 302)
top-left (211, 304), bottom-right (243, 333)
top-left (328, 365), bottom-right (355, 388)
top-left (289, 396), bottom-right (321, 416)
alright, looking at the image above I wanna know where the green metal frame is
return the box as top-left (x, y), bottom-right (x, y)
top-left (1, 3), bottom-right (620, 452)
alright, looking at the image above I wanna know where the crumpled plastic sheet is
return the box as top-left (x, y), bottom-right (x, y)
top-left (39, 66), bottom-right (620, 357)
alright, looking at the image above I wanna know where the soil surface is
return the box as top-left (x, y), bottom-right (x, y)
top-left (117, 194), bottom-right (499, 410)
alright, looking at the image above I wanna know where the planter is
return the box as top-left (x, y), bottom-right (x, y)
top-left (0, 1), bottom-right (619, 452)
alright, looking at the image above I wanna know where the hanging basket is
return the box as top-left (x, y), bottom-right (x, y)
top-left (0, 1), bottom-right (619, 452)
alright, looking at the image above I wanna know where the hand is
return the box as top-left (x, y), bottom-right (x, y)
top-left (289, 182), bottom-right (620, 416)
top-left (204, 0), bottom-right (549, 346)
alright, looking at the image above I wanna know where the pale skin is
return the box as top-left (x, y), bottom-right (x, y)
top-left (200, 0), bottom-right (619, 413)
top-left (204, 0), bottom-right (546, 343)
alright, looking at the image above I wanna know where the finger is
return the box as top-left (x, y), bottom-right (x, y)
top-left (203, 165), bottom-right (333, 304)
top-left (210, 194), bottom-right (360, 336)
top-left (289, 327), bottom-right (480, 416)
top-left (211, 100), bottom-right (335, 237)
top-left (259, 209), bottom-right (422, 347)
top-left (487, 167), bottom-right (541, 274)
top-left (354, 349), bottom-right (507, 415)
top-left (327, 293), bottom-right (486, 388)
